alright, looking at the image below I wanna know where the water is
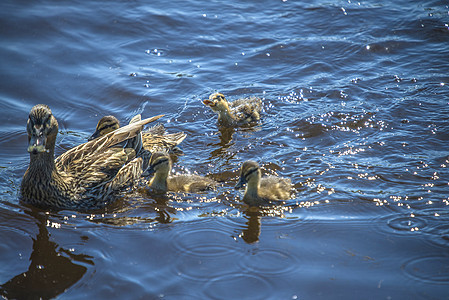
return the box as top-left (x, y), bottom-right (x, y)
top-left (1, 0), bottom-right (449, 298)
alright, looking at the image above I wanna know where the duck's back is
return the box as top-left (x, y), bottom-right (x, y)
top-left (229, 97), bottom-right (262, 123)
top-left (167, 174), bottom-right (216, 193)
top-left (258, 176), bottom-right (292, 201)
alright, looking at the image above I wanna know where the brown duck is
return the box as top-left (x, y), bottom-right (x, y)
top-left (21, 104), bottom-right (163, 210)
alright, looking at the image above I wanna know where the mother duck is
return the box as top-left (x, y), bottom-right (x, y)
top-left (21, 104), bottom-right (163, 210)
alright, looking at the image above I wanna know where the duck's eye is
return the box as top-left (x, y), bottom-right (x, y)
top-left (99, 122), bottom-right (114, 132)
top-left (44, 114), bottom-right (52, 126)
top-left (152, 158), bottom-right (169, 168)
top-left (244, 167), bottom-right (258, 180)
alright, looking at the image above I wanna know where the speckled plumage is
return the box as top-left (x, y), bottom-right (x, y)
top-left (203, 92), bottom-right (262, 126)
top-left (142, 152), bottom-right (217, 193)
top-left (21, 104), bottom-right (163, 210)
top-left (235, 160), bottom-right (292, 206)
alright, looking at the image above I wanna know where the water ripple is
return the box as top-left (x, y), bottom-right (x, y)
top-left (375, 213), bottom-right (427, 236)
top-left (171, 220), bottom-right (239, 257)
top-left (174, 254), bottom-right (238, 283)
top-left (403, 255), bottom-right (449, 284)
top-left (239, 248), bottom-right (298, 276)
top-left (203, 273), bottom-right (273, 300)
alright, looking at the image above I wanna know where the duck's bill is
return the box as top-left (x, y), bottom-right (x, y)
top-left (88, 130), bottom-right (101, 141)
top-left (27, 135), bottom-right (47, 153)
top-left (141, 166), bottom-right (155, 177)
top-left (234, 177), bottom-right (246, 189)
top-left (202, 99), bottom-right (215, 107)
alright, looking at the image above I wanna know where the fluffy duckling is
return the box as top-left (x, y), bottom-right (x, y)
top-left (142, 152), bottom-right (217, 193)
top-left (21, 104), bottom-right (163, 210)
top-left (203, 92), bottom-right (262, 126)
top-left (235, 161), bottom-right (292, 206)
top-left (89, 115), bottom-right (186, 153)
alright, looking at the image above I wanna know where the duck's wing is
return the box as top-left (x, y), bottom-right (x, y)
top-left (102, 153), bottom-right (144, 192)
top-left (126, 114), bottom-right (143, 154)
top-left (129, 114), bottom-right (141, 124)
top-left (55, 115), bottom-right (164, 172)
top-left (72, 147), bottom-right (139, 189)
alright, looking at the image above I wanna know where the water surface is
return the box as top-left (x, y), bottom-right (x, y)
top-left (1, 0), bottom-right (448, 299)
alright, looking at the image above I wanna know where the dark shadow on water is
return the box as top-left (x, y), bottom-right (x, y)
top-left (239, 203), bottom-right (294, 244)
top-left (241, 209), bottom-right (262, 244)
top-left (208, 127), bottom-right (236, 160)
top-left (137, 187), bottom-right (177, 224)
top-left (0, 208), bottom-right (93, 300)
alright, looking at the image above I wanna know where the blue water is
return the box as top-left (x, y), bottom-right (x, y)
top-left (1, 0), bottom-right (449, 299)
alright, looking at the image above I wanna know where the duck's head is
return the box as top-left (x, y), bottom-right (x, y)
top-left (235, 160), bottom-right (261, 189)
top-left (88, 115), bottom-right (120, 141)
top-left (142, 152), bottom-right (171, 177)
top-left (26, 104), bottom-right (59, 154)
top-left (202, 93), bottom-right (230, 113)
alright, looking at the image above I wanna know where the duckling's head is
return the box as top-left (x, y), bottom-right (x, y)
top-left (88, 115), bottom-right (120, 141)
top-left (235, 160), bottom-right (261, 189)
top-left (27, 104), bottom-right (59, 154)
top-left (202, 92), bottom-right (230, 113)
top-left (142, 152), bottom-right (171, 178)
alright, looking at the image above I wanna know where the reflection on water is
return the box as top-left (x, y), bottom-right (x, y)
top-left (0, 209), bottom-right (93, 300)
top-left (240, 209), bottom-right (261, 244)
top-left (237, 204), bottom-right (296, 244)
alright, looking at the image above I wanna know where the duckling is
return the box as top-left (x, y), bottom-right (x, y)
top-left (203, 92), bottom-right (262, 126)
top-left (20, 104), bottom-right (163, 210)
top-left (235, 161), bottom-right (292, 206)
top-left (142, 152), bottom-right (217, 193)
top-left (89, 115), bottom-right (186, 154)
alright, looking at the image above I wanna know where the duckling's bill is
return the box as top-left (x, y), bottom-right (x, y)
top-left (202, 99), bottom-right (215, 107)
top-left (235, 175), bottom-right (246, 189)
top-left (141, 165), bottom-right (155, 177)
top-left (88, 130), bottom-right (101, 141)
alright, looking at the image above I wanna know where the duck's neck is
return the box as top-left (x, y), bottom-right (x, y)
top-left (22, 142), bottom-right (67, 205)
top-left (217, 109), bottom-right (236, 126)
top-left (27, 141), bottom-right (57, 182)
top-left (244, 179), bottom-right (260, 200)
top-left (150, 171), bottom-right (168, 191)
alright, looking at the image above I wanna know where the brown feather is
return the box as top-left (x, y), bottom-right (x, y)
top-left (21, 104), bottom-right (163, 210)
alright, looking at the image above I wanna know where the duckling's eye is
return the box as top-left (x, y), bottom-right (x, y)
top-left (99, 122), bottom-right (115, 132)
top-left (244, 167), bottom-right (258, 180)
top-left (152, 158), bottom-right (169, 167)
